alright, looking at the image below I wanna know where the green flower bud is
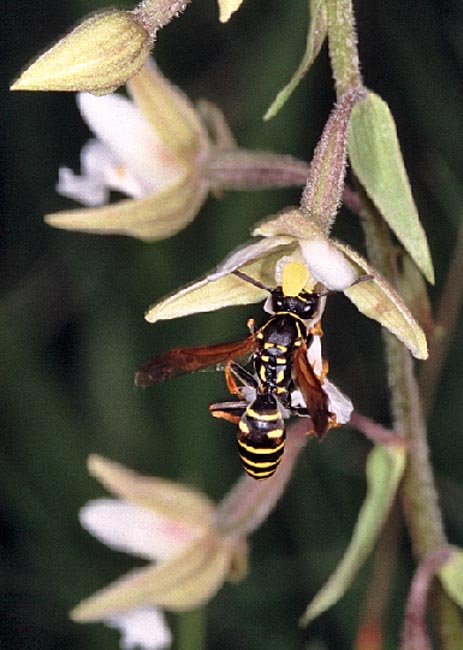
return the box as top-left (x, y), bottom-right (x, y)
top-left (10, 11), bottom-right (152, 95)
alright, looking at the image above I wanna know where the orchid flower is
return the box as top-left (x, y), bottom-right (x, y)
top-left (141, 87), bottom-right (428, 362)
top-left (44, 59), bottom-right (309, 241)
top-left (72, 431), bottom-right (309, 647)
top-left (142, 210), bottom-right (427, 362)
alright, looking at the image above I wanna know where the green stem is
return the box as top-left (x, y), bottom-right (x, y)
top-left (325, 0), bottom-right (362, 96)
top-left (176, 608), bottom-right (207, 650)
top-left (357, 189), bottom-right (463, 648)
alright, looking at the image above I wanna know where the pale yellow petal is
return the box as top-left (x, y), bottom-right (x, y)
top-left (217, 0), bottom-right (245, 23)
top-left (336, 241), bottom-right (428, 359)
top-left (145, 244), bottom-right (296, 323)
top-left (11, 12), bottom-right (150, 94)
top-left (45, 174), bottom-right (207, 241)
top-left (88, 455), bottom-right (213, 524)
top-left (71, 535), bottom-right (231, 619)
top-left (253, 207), bottom-right (320, 240)
top-left (196, 99), bottom-right (237, 150)
top-left (128, 60), bottom-right (208, 160)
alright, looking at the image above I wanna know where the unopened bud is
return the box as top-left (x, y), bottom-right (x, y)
top-left (217, 0), bottom-right (245, 23)
top-left (11, 11), bottom-right (152, 95)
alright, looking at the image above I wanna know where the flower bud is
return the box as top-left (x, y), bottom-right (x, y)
top-left (10, 11), bottom-right (152, 95)
top-left (217, 0), bottom-right (245, 23)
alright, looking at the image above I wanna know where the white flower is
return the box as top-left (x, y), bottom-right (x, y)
top-left (57, 92), bottom-right (183, 206)
top-left (106, 608), bottom-right (171, 650)
top-left (72, 439), bottom-right (312, 646)
top-left (45, 59), bottom-right (310, 241)
top-left (46, 60), bottom-right (209, 240)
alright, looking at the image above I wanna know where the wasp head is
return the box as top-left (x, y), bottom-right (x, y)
top-left (270, 287), bottom-right (320, 319)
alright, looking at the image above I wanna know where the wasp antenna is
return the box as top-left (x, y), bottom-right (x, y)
top-left (233, 269), bottom-right (272, 292)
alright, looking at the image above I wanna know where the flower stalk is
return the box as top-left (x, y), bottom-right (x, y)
top-left (133, 0), bottom-right (191, 39)
top-left (325, 0), bottom-right (362, 96)
top-left (357, 190), bottom-right (463, 648)
top-left (326, 2), bottom-right (462, 644)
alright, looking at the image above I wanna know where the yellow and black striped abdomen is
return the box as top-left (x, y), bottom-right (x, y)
top-left (237, 394), bottom-right (285, 480)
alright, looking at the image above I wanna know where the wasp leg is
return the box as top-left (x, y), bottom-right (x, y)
top-left (247, 318), bottom-right (256, 335)
top-left (225, 360), bottom-right (258, 398)
top-left (209, 401), bottom-right (248, 424)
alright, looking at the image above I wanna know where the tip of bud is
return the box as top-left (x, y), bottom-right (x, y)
top-left (10, 11), bottom-right (152, 95)
top-left (217, 0), bottom-right (244, 23)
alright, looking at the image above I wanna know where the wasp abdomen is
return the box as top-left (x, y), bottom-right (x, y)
top-left (237, 394), bottom-right (285, 480)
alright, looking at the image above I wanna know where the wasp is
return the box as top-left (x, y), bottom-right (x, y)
top-left (136, 262), bottom-right (364, 479)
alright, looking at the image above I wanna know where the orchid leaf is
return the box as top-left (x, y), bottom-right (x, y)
top-left (264, 0), bottom-right (328, 121)
top-left (348, 92), bottom-right (434, 284)
top-left (300, 444), bottom-right (405, 626)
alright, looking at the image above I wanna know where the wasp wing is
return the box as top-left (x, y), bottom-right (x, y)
top-left (292, 344), bottom-right (331, 436)
top-left (135, 336), bottom-right (257, 386)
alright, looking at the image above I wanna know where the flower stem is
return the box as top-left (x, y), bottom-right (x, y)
top-left (419, 220), bottom-right (463, 418)
top-left (177, 607), bottom-right (207, 650)
top-left (325, 0), bottom-right (362, 96)
top-left (356, 188), bottom-right (463, 648)
top-left (133, 0), bottom-right (190, 38)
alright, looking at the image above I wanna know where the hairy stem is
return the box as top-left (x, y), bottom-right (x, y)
top-left (325, 0), bottom-right (362, 96)
top-left (419, 220), bottom-right (463, 418)
top-left (133, 0), bottom-right (190, 38)
top-left (357, 189), bottom-right (463, 648)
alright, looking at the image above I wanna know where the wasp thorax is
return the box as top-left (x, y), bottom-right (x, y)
top-left (271, 287), bottom-right (319, 319)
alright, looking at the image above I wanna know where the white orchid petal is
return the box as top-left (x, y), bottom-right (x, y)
top-left (83, 139), bottom-right (148, 199)
top-left (57, 140), bottom-right (147, 205)
top-left (77, 93), bottom-right (182, 195)
top-left (299, 238), bottom-right (357, 290)
top-left (306, 334), bottom-right (324, 377)
top-left (323, 379), bottom-right (353, 424)
top-left (56, 166), bottom-right (108, 207)
top-left (80, 499), bottom-right (200, 561)
top-left (105, 607), bottom-right (171, 650)
top-left (210, 236), bottom-right (295, 280)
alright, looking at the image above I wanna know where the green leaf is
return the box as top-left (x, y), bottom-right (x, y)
top-left (300, 444), bottom-right (405, 626)
top-left (348, 92), bottom-right (434, 284)
top-left (439, 547), bottom-right (463, 609)
top-left (264, 0), bottom-right (327, 121)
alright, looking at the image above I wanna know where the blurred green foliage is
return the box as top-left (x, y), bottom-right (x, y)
top-left (2, 1), bottom-right (463, 649)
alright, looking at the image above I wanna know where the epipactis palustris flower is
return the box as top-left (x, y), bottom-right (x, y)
top-left (44, 59), bottom-right (309, 241)
top-left (72, 434), bottom-right (310, 647)
top-left (143, 209), bottom-right (428, 361)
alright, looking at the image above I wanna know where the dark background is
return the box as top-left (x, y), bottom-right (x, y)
top-left (2, 1), bottom-right (463, 648)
